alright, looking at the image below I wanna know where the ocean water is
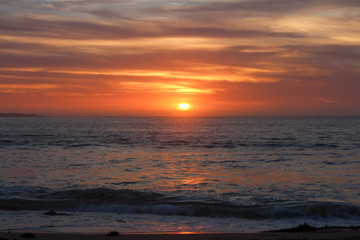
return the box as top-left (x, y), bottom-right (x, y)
top-left (0, 117), bottom-right (359, 233)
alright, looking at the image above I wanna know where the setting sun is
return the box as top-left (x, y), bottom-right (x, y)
top-left (178, 103), bottom-right (191, 110)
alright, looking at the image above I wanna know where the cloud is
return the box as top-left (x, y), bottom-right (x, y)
top-left (0, 16), bottom-right (304, 41)
top-left (1, 0), bottom-right (360, 115)
top-left (153, 0), bottom-right (360, 14)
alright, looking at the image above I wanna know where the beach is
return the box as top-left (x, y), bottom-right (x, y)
top-left (2, 0), bottom-right (360, 236)
top-left (1, 228), bottom-right (360, 240)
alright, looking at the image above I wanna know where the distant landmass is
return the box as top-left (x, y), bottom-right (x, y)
top-left (0, 113), bottom-right (47, 117)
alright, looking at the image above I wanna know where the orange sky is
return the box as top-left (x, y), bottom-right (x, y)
top-left (1, 0), bottom-right (360, 116)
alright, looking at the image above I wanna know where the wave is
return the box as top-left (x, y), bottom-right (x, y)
top-left (0, 136), bottom-right (346, 150)
top-left (1, 188), bottom-right (359, 220)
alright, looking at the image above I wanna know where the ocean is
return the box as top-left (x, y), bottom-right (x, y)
top-left (0, 117), bottom-right (359, 233)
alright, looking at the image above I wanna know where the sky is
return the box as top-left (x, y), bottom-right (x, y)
top-left (0, 0), bottom-right (359, 116)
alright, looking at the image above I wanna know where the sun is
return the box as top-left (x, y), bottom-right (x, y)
top-left (178, 103), bottom-right (191, 110)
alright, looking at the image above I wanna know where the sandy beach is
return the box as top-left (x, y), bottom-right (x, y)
top-left (1, 228), bottom-right (360, 240)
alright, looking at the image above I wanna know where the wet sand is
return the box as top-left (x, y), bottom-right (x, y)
top-left (1, 228), bottom-right (360, 240)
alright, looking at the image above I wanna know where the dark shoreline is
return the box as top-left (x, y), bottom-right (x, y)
top-left (1, 227), bottom-right (360, 240)
top-left (0, 113), bottom-right (47, 118)
top-left (1, 224), bottom-right (360, 239)
top-left (265, 223), bottom-right (360, 232)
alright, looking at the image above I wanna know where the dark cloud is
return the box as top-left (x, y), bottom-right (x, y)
top-left (0, 17), bottom-right (304, 40)
top-left (1, 34), bottom-right (359, 74)
top-left (282, 44), bottom-right (360, 64)
top-left (146, 0), bottom-right (360, 25)
top-left (0, 17), bottom-right (142, 39)
top-left (153, 0), bottom-right (360, 14)
top-left (165, 27), bottom-right (304, 38)
top-left (85, 8), bottom-right (131, 20)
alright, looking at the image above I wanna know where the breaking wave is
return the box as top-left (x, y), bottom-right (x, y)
top-left (1, 188), bottom-right (359, 220)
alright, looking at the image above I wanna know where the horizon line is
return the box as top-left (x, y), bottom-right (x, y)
top-left (1, 113), bottom-right (360, 118)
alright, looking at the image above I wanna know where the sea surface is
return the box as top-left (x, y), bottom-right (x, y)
top-left (0, 117), bottom-right (359, 233)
